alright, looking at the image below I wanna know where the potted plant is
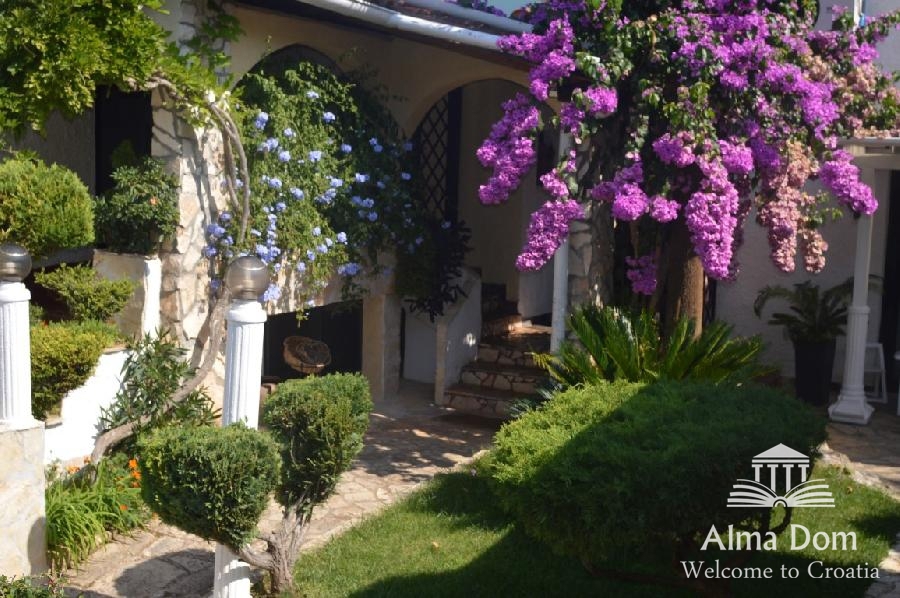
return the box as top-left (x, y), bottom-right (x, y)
top-left (753, 280), bottom-right (853, 405)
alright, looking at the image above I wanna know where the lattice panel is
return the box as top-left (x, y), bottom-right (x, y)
top-left (413, 95), bottom-right (451, 218)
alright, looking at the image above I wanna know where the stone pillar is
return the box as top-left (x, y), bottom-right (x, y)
top-left (0, 243), bottom-right (47, 576)
top-left (829, 214), bottom-right (875, 425)
top-left (362, 293), bottom-right (401, 402)
top-left (214, 258), bottom-right (268, 598)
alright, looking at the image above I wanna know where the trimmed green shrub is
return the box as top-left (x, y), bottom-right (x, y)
top-left (31, 321), bottom-right (119, 419)
top-left (93, 158), bottom-right (180, 255)
top-left (35, 264), bottom-right (135, 323)
top-left (262, 373), bottom-right (373, 510)
top-left (45, 454), bottom-right (149, 571)
top-left (0, 156), bottom-right (94, 258)
top-left (98, 332), bottom-right (217, 442)
top-left (0, 576), bottom-right (65, 597)
top-left (484, 380), bottom-right (826, 571)
top-left (138, 424), bottom-right (280, 551)
top-left (534, 305), bottom-right (771, 389)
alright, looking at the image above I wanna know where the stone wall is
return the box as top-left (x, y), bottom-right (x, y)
top-left (0, 423), bottom-right (47, 576)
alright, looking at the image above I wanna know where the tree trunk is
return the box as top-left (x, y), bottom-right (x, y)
top-left (663, 218), bottom-right (704, 337)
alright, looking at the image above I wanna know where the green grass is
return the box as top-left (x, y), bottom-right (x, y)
top-left (295, 465), bottom-right (900, 598)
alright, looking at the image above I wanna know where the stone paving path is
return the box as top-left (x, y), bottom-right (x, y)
top-left (821, 408), bottom-right (900, 598)
top-left (62, 382), bottom-right (498, 598)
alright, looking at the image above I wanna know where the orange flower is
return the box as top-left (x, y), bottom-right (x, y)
top-left (131, 481), bottom-right (140, 488)
top-left (119, 504), bottom-right (128, 511)
top-left (66, 465), bottom-right (80, 474)
top-left (128, 458), bottom-right (138, 470)
top-left (131, 470), bottom-right (142, 481)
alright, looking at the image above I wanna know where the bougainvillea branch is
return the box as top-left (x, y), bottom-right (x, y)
top-left (480, 0), bottom-right (900, 302)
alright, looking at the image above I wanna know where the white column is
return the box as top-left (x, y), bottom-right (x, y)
top-left (141, 257), bottom-right (161, 336)
top-left (0, 281), bottom-right (35, 428)
top-left (829, 214), bottom-right (875, 425)
top-left (550, 132), bottom-right (574, 353)
top-left (550, 240), bottom-right (569, 353)
top-left (214, 298), bottom-right (267, 598)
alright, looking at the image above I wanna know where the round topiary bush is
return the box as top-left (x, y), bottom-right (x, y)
top-left (138, 423), bottom-right (280, 551)
top-left (262, 372), bottom-right (372, 510)
top-left (0, 156), bottom-right (94, 258)
top-left (484, 380), bottom-right (827, 571)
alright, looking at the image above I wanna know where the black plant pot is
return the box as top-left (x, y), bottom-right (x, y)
top-left (793, 339), bottom-right (837, 405)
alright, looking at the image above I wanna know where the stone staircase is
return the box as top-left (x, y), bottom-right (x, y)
top-left (439, 324), bottom-right (551, 418)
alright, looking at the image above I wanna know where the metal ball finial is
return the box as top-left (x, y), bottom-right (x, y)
top-left (0, 244), bottom-right (32, 282)
top-left (225, 256), bottom-right (270, 301)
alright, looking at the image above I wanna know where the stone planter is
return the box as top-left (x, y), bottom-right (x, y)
top-left (93, 249), bottom-right (161, 338)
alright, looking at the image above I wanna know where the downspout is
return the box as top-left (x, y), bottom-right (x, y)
top-left (399, 0), bottom-right (532, 33)
top-left (296, 0), bottom-right (505, 50)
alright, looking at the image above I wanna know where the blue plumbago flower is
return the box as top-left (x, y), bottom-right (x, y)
top-left (401, 172), bottom-right (412, 181)
top-left (254, 111), bottom-right (269, 130)
top-left (206, 224), bottom-right (226, 237)
top-left (283, 127), bottom-right (295, 138)
top-left (340, 143), bottom-right (352, 153)
top-left (358, 210), bottom-right (366, 218)
top-left (210, 278), bottom-right (222, 292)
top-left (278, 150), bottom-right (291, 162)
top-left (306, 249), bottom-right (316, 261)
top-left (351, 196), bottom-right (362, 207)
top-left (273, 263), bottom-right (282, 273)
top-left (317, 244), bottom-right (328, 254)
top-left (306, 90), bottom-right (320, 99)
top-left (296, 261), bottom-right (307, 273)
top-left (324, 188), bottom-right (338, 200)
top-left (368, 212), bottom-right (378, 222)
top-left (373, 144), bottom-right (383, 153)
top-left (255, 244), bottom-right (269, 259)
top-left (336, 232), bottom-right (347, 243)
top-left (403, 141), bottom-right (414, 151)
top-left (290, 187), bottom-right (304, 200)
top-left (376, 181), bottom-right (386, 190)
top-left (261, 283), bottom-right (281, 302)
top-left (415, 236), bottom-right (423, 245)
top-left (354, 173), bottom-right (369, 183)
top-left (309, 150), bottom-right (323, 162)
top-left (362, 198), bottom-right (375, 209)
top-left (265, 138), bottom-right (279, 151)
top-left (329, 177), bottom-right (343, 188)
top-left (219, 211), bottom-right (232, 223)
top-left (251, 229), bottom-right (262, 237)
top-left (234, 179), bottom-right (244, 189)
top-left (262, 206), bottom-right (271, 214)
top-left (369, 137), bottom-right (379, 146)
top-left (337, 262), bottom-right (362, 276)
top-left (322, 112), bottom-right (336, 123)
top-left (268, 177), bottom-right (283, 190)
top-left (325, 237), bottom-right (333, 247)
top-left (442, 220), bottom-right (452, 229)
top-left (202, 245), bottom-right (217, 257)
top-left (275, 201), bottom-right (286, 212)
top-left (221, 236), bottom-right (233, 246)
top-left (312, 226), bottom-right (321, 236)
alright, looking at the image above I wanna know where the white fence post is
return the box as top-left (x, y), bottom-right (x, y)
top-left (213, 256), bottom-right (269, 598)
top-left (0, 243), bottom-right (48, 576)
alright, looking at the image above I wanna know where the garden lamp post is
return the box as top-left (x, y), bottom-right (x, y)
top-left (214, 256), bottom-right (269, 598)
top-left (0, 243), bottom-right (34, 427)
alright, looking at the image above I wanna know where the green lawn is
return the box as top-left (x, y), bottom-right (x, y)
top-left (294, 465), bottom-right (900, 597)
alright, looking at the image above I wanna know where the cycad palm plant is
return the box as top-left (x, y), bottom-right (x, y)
top-left (533, 305), bottom-right (770, 389)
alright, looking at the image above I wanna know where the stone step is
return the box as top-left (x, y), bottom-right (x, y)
top-left (482, 313), bottom-right (523, 338)
top-left (477, 342), bottom-right (541, 368)
top-left (438, 384), bottom-right (536, 419)
top-left (460, 361), bottom-right (547, 394)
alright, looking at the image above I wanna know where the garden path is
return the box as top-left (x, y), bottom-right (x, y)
top-left (822, 407), bottom-right (900, 598)
top-left (61, 381), bottom-right (499, 598)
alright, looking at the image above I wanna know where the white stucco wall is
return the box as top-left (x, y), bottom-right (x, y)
top-left (457, 80), bottom-right (554, 319)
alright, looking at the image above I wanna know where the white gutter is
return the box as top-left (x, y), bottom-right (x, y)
top-left (840, 136), bottom-right (900, 148)
top-left (296, 0), bottom-right (506, 51)
top-left (399, 0), bottom-right (532, 33)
